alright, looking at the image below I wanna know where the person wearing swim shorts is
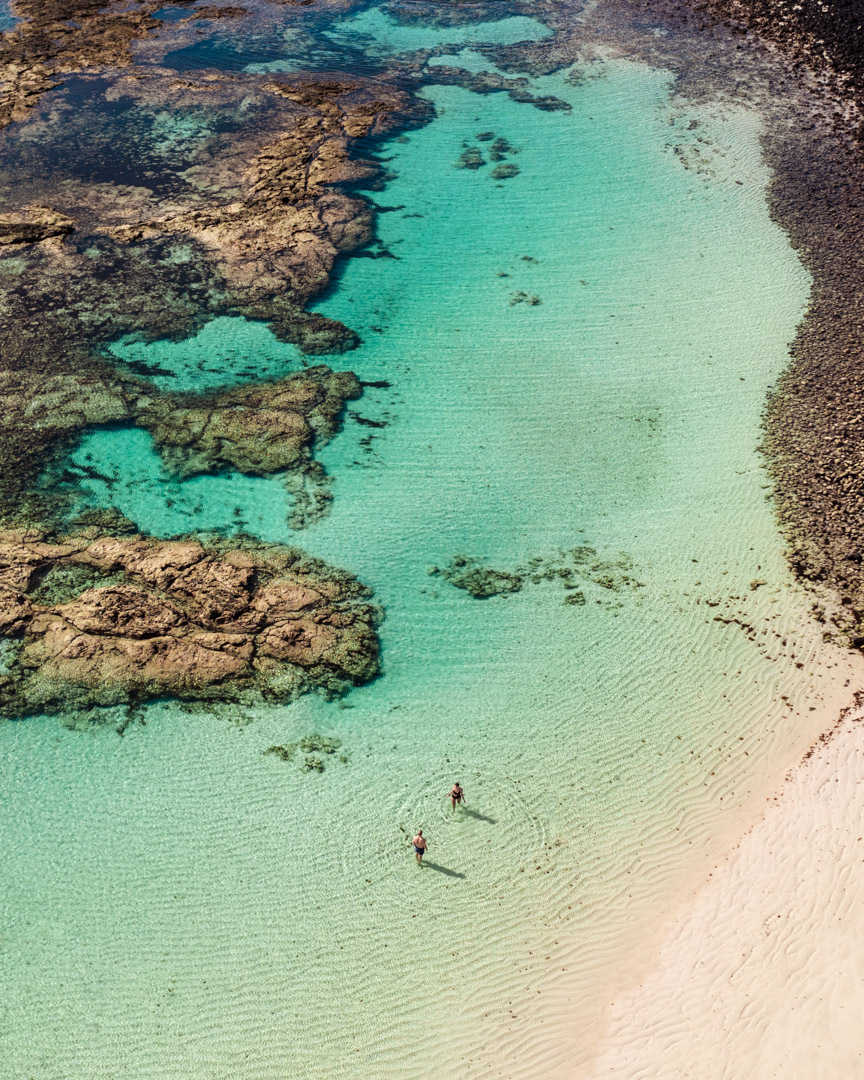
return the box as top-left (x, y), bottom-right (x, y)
top-left (412, 829), bottom-right (428, 863)
top-left (447, 782), bottom-right (465, 811)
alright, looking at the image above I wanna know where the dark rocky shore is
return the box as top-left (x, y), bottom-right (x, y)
top-left (659, 0), bottom-right (864, 645)
top-left (537, 0), bottom-right (864, 648)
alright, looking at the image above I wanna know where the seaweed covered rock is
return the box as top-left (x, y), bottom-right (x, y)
top-left (0, 531), bottom-right (380, 717)
top-left (138, 368), bottom-right (362, 479)
top-left (492, 163), bottom-right (520, 179)
top-left (455, 147), bottom-right (486, 169)
top-left (0, 366), bottom-right (360, 530)
top-left (0, 205), bottom-right (73, 246)
top-left (429, 546), bottom-right (643, 605)
top-left (264, 733), bottom-right (345, 771)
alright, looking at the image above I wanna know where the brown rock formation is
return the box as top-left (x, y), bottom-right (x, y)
top-left (0, 205), bottom-right (74, 245)
top-left (0, 22), bottom-right (428, 523)
top-left (0, 530), bottom-right (380, 716)
top-left (99, 76), bottom-right (424, 331)
top-left (138, 367), bottom-right (361, 479)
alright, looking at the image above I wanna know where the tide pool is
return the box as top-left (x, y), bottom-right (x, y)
top-left (322, 7), bottom-right (553, 52)
top-left (244, 6), bottom-right (552, 75)
top-left (0, 1), bottom-right (17, 33)
top-left (2, 35), bottom-right (860, 1080)
top-left (108, 315), bottom-right (303, 393)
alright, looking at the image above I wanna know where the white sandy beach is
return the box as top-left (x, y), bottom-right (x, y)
top-left (587, 703), bottom-right (864, 1079)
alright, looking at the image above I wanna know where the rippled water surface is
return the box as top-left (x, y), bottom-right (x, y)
top-left (1, 6), bottom-right (858, 1079)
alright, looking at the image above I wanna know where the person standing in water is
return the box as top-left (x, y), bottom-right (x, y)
top-left (412, 829), bottom-right (428, 864)
top-left (447, 782), bottom-right (465, 811)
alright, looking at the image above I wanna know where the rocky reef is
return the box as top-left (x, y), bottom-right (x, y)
top-left (138, 368), bottom-right (361, 480)
top-left (0, 0), bottom-right (430, 529)
top-left (4, 363), bottom-right (362, 529)
top-left (136, 366), bottom-right (363, 526)
top-left (0, 0), bottom-right (576, 718)
top-left (0, 530), bottom-right (380, 717)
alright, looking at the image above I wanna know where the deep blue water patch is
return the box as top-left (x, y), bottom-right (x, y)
top-left (161, 32), bottom-right (387, 78)
top-left (0, 77), bottom-right (250, 197)
top-left (0, 0), bottom-right (18, 32)
top-left (152, 4), bottom-right (195, 21)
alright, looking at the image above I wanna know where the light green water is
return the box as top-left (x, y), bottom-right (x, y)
top-left (2, 49), bottom-right (858, 1080)
top-left (428, 47), bottom-right (509, 73)
top-left (321, 8), bottom-right (553, 51)
top-left (245, 6), bottom-right (552, 74)
top-left (109, 315), bottom-right (303, 392)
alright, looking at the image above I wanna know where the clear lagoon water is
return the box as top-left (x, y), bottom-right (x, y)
top-left (1, 12), bottom-right (860, 1080)
top-left (320, 8), bottom-right (553, 52)
top-left (160, 4), bottom-right (551, 76)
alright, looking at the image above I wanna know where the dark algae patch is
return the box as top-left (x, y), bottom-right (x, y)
top-left (430, 555), bottom-right (525, 598)
top-left (429, 546), bottom-right (643, 606)
top-left (455, 145), bottom-right (486, 169)
top-left (264, 734), bottom-right (346, 771)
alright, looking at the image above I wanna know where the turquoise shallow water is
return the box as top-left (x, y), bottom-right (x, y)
top-left (108, 315), bottom-right (303, 393)
top-left (321, 8), bottom-right (553, 51)
top-left (2, 19), bottom-right (861, 1080)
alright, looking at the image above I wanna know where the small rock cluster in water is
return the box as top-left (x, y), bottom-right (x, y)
top-left (510, 290), bottom-right (541, 306)
top-left (429, 555), bottom-right (524, 598)
top-left (454, 132), bottom-right (521, 179)
top-left (264, 734), bottom-right (347, 773)
top-left (428, 545), bottom-right (644, 606)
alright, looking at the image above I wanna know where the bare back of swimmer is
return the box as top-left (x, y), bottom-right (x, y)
top-left (412, 829), bottom-right (428, 863)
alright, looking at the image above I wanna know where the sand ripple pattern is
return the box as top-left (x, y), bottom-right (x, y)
top-left (588, 709), bottom-right (864, 1080)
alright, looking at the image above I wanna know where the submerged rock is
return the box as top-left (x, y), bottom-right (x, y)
top-left (455, 146), bottom-right (486, 169)
top-left (430, 546), bottom-right (643, 606)
top-left (0, 531), bottom-right (380, 717)
top-left (492, 163), bottom-right (520, 180)
top-left (430, 555), bottom-right (525, 598)
top-left (489, 137), bottom-right (515, 161)
top-left (139, 368), bottom-right (362, 480)
top-left (264, 733), bottom-right (343, 772)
